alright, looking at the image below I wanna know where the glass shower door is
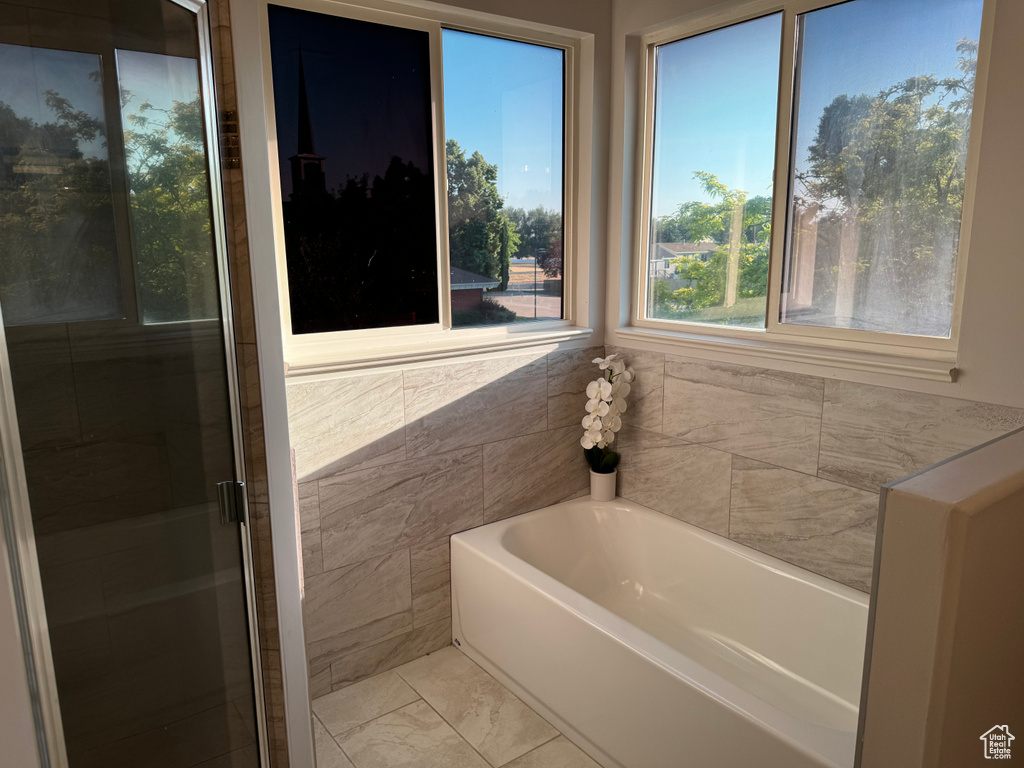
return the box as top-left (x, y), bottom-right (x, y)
top-left (0, 2), bottom-right (260, 766)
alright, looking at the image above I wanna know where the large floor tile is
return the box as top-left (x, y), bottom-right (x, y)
top-left (314, 670), bottom-right (420, 736)
top-left (314, 717), bottom-right (355, 768)
top-left (502, 736), bottom-right (600, 768)
top-left (396, 647), bottom-right (558, 766)
top-left (337, 700), bottom-right (489, 768)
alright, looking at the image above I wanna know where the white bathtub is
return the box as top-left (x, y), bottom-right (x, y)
top-left (450, 497), bottom-right (869, 768)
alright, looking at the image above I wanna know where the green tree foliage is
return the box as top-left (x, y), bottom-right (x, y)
top-left (506, 205), bottom-right (563, 278)
top-left (0, 90), bottom-right (122, 324)
top-left (446, 139), bottom-right (519, 289)
top-left (793, 38), bottom-right (978, 332)
top-left (121, 93), bottom-right (219, 322)
top-left (650, 171), bottom-right (771, 321)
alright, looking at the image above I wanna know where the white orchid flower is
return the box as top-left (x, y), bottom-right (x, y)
top-left (622, 368), bottom-right (635, 383)
top-left (581, 433), bottom-right (596, 449)
top-left (602, 429), bottom-right (615, 445)
top-left (582, 413), bottom-right (601, 430)
top-left (613, 397), bottom-right (628, 413)
top-left (592, 353), bottom-right (618, 370)
top-left (610, 359), bottom-right (626, 376)
top-left (608, 415), bottom-right (622, 432)
top-left (611, 381), bottom-right (631, 398)
top-left (586, 378), bottom-right (613, 400)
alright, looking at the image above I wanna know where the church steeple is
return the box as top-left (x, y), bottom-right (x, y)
top-left (289, 50), bottom-right (327, 201)
top-left (296, 51), bottom-right (316, 156)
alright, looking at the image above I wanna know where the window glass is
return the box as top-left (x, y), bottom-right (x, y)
top-left (442, 29), bottom-right (564, 328)
top-left (117, 50), bottom-right (219, 324)
top-left (0, 44), bottom-right (124, 325)
top-left (781, 0), bottom-right (985, 337)
top-left (645, 14), bottom-right (782, 329)
top-left (268, 5), bottom-right (440, 334)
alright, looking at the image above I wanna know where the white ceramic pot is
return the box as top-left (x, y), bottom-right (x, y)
top-left (590, 469), bottom-right (617, 502)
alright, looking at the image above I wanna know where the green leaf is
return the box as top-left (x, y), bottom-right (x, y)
top-left (599, 451), bottom-right (620, 473)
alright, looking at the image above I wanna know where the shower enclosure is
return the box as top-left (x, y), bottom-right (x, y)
top-left (0, 1), bottom-right (265, 766)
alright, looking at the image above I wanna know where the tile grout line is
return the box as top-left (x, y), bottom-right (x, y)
top-left (316, 693), bottom-right (424, 742)
top-left (394, 651), bottom-right (562, 768)
top-left (394, 663), bottom-right (497, 767)
top-left (495, 732), bottom-right (563, 767)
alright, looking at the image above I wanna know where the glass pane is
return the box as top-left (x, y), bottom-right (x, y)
top-left (0, 44), bottom-right (124, 325)
top-left (118, 50), bottom-right (220, 324)
top-left (781, 0), bottom-right (984, 337)
top-left (645, 14), bottom-right (781, 329)
top-left (442, 30), bottom-right (564, 328)
top-left (0, 2), bottom-right (258, 765)
top-left (268, 5), bottom-right (440, 334)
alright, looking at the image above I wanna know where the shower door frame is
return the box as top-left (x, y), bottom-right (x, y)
top-left (0, 1), bottom-right (270, 766)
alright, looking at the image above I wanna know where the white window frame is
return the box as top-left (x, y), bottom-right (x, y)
top-left (241, 0), bottom-right (594, 376)
top-left (626, 0), bottom-right (997, 382)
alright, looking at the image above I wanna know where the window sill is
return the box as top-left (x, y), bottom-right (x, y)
top-left (284, 321), bottom-right (594, 377)
top-left (614, 325), bottom-right (958, 383)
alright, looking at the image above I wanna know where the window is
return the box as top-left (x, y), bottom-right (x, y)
top-left (443, 30), bottom-right (565, 328)
top-left (266, 6), bottom-right (569, 341)
top-left (645, 14), bottom-right (781, 329)
top-left (639, 0), bottom-right (986, 362)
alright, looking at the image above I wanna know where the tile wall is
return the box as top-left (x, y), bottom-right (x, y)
top-left (609, 345), bottom-right (1024, 592)
top-left (289, 347), bottom-right (600, 697)
top-left (209, 0), bottom-right (288, 761)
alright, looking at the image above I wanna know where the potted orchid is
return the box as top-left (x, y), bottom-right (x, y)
top-left (582, 354), bottom-right (634, 501)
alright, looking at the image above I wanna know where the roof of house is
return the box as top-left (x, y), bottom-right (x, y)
top-left (655, 242), bottom-right (719, 257)
top-left (450, 266), bottom-right (500, 290)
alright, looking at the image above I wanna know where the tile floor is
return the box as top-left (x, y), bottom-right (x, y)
top-left (312, 645), bottom-right (600, 768)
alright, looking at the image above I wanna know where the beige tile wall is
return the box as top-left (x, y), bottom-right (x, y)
top-left (289, 347), bottom-right (599, 697)
top-left (608, 346), bottom-right (1024, 593)
top-left (209, 0), bottom-right (289, 762)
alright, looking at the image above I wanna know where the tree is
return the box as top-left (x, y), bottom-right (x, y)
top-left (793, 38), bottom-right (978, 333)
top-left (650, 171), bottom-right (771, 320)
top-left (0, 88), bottom-right (121, 324)
top-left (121, 92), bottom-right (219, 322)
top-left (446, 140), bottom-right (519, 289)
top-left (506, 205), bottom-right (563, 278)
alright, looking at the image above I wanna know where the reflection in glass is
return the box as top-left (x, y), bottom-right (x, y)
top-left (0, 44), bottom-right (124, 325)
top-left (645, 15), bottom-right (781, 329)
top-left (442, 30), bottom-right (564, 327)
top-left (781, 0), bottom-right (984, 337)
top-left (268, 5), bottom-right (440, 334)
top-left (117, 50), bottom-right (219, 324)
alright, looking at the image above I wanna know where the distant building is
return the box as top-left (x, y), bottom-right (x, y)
top-left (288, 51), bottom-right (327, 202)
top-left (450, 266), bottom-right (499, 311)
top-left (650, 241), bottom-right (719, 279)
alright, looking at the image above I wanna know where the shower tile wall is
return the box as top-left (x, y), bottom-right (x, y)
top-left (209, 0), bottom-right (289, 759)
top-left (608, 345), bottom-right (1024, 592)
top-left (289, 347), bottom-right (600, 696)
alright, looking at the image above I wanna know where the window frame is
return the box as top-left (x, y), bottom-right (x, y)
top-left (251, 0), bottom-right (593, 375)
top-left (629, 0), bottom-right (997, 382)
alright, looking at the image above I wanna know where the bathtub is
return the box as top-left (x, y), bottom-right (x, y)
top-left (450, 497), bottom-right (869, 768)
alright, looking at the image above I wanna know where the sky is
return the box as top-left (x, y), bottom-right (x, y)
top-left (442, 29), bottom-right (564, 213)
top-left (0, 43), bottom-right (108, 160)
top-left (649, 0), bottom-right (984, 219)
top-left (269, 5), bottom-right (435, 197)
top-left (116, 49), bottom-right (201, 131)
